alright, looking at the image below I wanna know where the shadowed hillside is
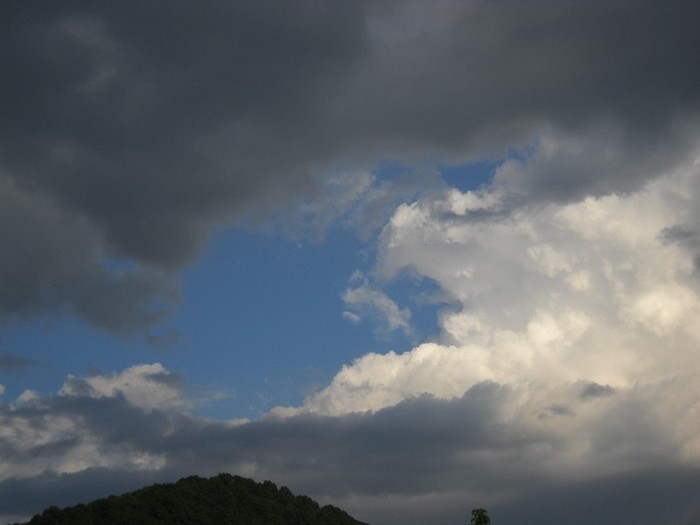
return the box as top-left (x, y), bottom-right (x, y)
top-left (14, 474), bottom-right (368, 525)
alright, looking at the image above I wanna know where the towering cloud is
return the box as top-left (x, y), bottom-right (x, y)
top-left (289, 133), bottom-right (700, 422)
top-left (274, 133), bottom-right (700, 521)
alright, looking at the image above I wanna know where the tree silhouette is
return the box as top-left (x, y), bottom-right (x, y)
top-left (471, 508), bottom-right (490, 525)
top-left (16, 474), bottom-right (368, 525)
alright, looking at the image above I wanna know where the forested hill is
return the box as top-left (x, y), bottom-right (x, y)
top-left (14, 473), bottom-right (369, 525)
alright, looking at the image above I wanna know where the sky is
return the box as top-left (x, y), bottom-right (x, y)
top-left (1, 1), bottom-right (700, 524)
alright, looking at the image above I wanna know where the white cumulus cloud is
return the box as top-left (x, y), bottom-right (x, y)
top-left (282, 137), bottom-right (700, 487)
top-left (342, 272), bottom-right (413, 338)
top-left (60, 363), bottom-right (188, 412)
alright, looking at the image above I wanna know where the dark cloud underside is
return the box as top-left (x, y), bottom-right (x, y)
top-left (1, 383), bottom-right (699, 524)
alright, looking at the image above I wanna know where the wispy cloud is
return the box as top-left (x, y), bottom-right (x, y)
top-left (342, 272), bottom-right (413, 339)
top-left (0, 353), bottom-right (35, 372)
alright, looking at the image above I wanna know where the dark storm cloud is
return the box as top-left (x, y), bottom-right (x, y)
top-left (3, 380), bottom-right (697, 525)
top-left (2, 0), bottom-right (699, 333)
top-left (493, 467), bottom-right (700, 525)
top-left (346, 2), bottom-right (700, 160)
top-left (1, 385), bottom-right (513, 521)
top-left (4, 466), bottom-right (698, 525)
top-left (0, 179), bottom-right (177, 331)
top-left (0, 0), bottom-right (367, 332)
top-left (0, 468), bottom-right (168, 523)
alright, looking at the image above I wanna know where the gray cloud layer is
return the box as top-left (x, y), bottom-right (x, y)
top-left (2, 0), bottom-right (699, 332)
top-left (2, 375), bottom-right (699, 525)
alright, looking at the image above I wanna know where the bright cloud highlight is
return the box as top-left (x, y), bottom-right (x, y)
top-left (286, 136), bottom-right (700, 485)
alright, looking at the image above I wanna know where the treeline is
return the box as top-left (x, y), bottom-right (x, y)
top-left (14, 473), bottom-right (368, 525)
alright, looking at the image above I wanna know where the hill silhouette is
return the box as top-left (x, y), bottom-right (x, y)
top-left (14, 473), bottom-right (368, 525)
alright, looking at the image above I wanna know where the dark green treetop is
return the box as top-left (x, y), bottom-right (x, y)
top-left (471, 508), bottom-right (490, 525)
top-left (15, 473), bottom-right (368, 525)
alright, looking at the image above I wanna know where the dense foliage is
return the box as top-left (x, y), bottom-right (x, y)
top-left (15, 474), bottom-right (368, 525)
top-left (470, 508), bottom-right (490, 525)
